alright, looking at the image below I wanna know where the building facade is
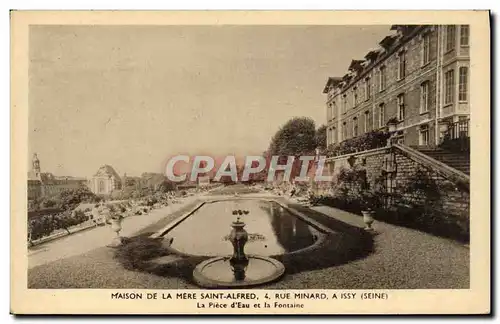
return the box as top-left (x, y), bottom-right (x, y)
top-left (323, 25), bottom-right (470, 149)
top-left (27, 153), bottom-right (88, 200)
top-left (88, 165), bottom-right (122, 195)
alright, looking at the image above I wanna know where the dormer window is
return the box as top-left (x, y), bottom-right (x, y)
top-left (379, 35), bottom-right (397, 51)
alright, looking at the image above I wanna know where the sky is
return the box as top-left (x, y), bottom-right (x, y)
top-left (29, 25), bottom-right (391, 177)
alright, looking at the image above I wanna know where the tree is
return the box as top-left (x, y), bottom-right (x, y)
top-left (315, 124), bottom-right (327, 153)
top-left (140, 173), bottom-right (168, 190)
top-left (268, 117), bottom-right (317, 157)
top-left (41, 199), bottom-right (57, 208)
top-left (268, 117), bottom-right (317, 181)
top-left (157, 179), bottom-right (177, 192)
top-left (56, 187), bottom-right (98, 211)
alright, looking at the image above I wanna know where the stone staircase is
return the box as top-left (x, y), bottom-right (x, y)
top-left (411, 146), bottom-right (470, 175)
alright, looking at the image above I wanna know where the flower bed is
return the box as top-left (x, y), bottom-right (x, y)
top-left (29, 210), bottom-right (90, 242)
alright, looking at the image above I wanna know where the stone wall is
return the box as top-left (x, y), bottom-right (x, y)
top-left (325, 145), bottom-right (470, 220)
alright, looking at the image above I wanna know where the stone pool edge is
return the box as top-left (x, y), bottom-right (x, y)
top-left (148, 196), bottom-right (335, 259)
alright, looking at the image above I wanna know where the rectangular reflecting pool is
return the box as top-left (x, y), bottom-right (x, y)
top-left (164, 199), bottom-right (323, 257)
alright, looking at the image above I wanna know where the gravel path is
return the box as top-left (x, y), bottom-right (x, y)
top-left (267, 205), bottom-right (469, 289)
top-left (28, 199), bottom-right (469, 289)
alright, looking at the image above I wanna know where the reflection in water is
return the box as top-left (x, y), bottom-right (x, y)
top-left (261, 203), bottom-right (317, 252)
top-left (166, 199), bottom-right (321, 257)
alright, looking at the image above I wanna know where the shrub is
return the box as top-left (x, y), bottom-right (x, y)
top-left (28, 209), bottom-right (91, 242)
top-left (326, 130), bottom-right (389, 157)
top-left (114, 236), bottom-right (168, 270)
top-left (322, 164), bottom-right (469, 243)
top-left (41, 199), bottom-right (57, 208)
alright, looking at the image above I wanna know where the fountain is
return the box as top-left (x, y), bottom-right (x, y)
top-left (192, 209), bottom-right (285, 288)
top-left (228, 210), bottom-right (250, 280)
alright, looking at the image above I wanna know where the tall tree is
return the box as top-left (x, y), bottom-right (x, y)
top-left (315, 124), bottom-right (327, 153)
top-left (268, 117), bottom-right (317, 182)
top-left (268, 117), bottom-right (317, 157)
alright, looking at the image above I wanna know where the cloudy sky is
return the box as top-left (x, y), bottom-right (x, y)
top-left (29, 25), bottom-right (391, 177)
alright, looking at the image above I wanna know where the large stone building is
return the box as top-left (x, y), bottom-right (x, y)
top-left (27, 153), bottom-right (88, 200)
top-left (323, 25), bottom-right (470, 148)
top-left (88, 165), bottom-right (122, 196)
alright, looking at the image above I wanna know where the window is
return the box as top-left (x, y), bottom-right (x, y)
top-left (342, 94), bottom-right (347, 113)
top-left (398, 51), bottom-right (406, 80)
top-left (378, 103), bottom-right (385, 128)
top-left (397, 94), bottom-right (405, 121)
top-left (364, 111), bottom-right (370, 132)
top-left (332, 127), bottom-right (336, 144)
top-left (353, 117), bottom-right (358, 137)
top-left (98, 180), bottom-right (105, 193)
top-left (459, 67), bottom-right (468, 101)
top-left (460, 25), bottom-right (469, 46)
top-left (444, 70), bottom-right (455, 105)
top-left (422, 32), bottom-right (431, 65)
top-left (365, 77), bottom-right (371, 100)
top-left (446, 25), bottom-right (456, 52)
top-left (332, 101), bottom-right (337, 119)
top-left (327, 103), bottom-right (331, 121)
top-left (420, 81), bottom-right (430, 113)
top-left (353, 87), bottom-right (359, 106)
top-left (379, 66), bottom-right (387, 91)
top-left (342, 122), bottom-right (347, 140)
top-left (419, 125), bottom-right (429, 146)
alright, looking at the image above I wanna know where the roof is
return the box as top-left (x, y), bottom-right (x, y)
top-left (54, 176), bottom-right (87, 181)
top-left (323, 25), bottom-right (426, 94)
top-left (322, 77), bottom-right (343, 94)
top-left (379, 35), bottom-right (398, 49)
top-left (348, 60), bottom-right (365, 72)
top-left (364, 49), bottom-right (381, 61)
top-left (28, 170), bottom-right (87, 183)
top-left (93, 165), bottom-right (121, 180)
top-left (342, 73), bottom-right (353, 83)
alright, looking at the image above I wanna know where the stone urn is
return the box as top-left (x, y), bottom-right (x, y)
top-left (361, 210), bottom-right (375, 231)
top-left (108, 217), bottom-right (124, 247)
top-left (229, 210), bottom-right (249, 281)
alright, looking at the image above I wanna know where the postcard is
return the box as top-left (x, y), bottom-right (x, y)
top-left (10, 10), bottom-right (490, 315)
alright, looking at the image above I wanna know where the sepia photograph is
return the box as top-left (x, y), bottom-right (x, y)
top-left (10, 10), bottom-right (490, 315)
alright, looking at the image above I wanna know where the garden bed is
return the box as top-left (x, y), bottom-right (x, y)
top-left (315, 195), bottom-right (469, 243)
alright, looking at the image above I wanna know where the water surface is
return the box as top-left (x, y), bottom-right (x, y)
top-left (166, 199), bottom-right (321, 257)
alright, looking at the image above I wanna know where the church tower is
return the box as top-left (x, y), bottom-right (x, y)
top-left (32, 153), bottom-right (41, 179)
